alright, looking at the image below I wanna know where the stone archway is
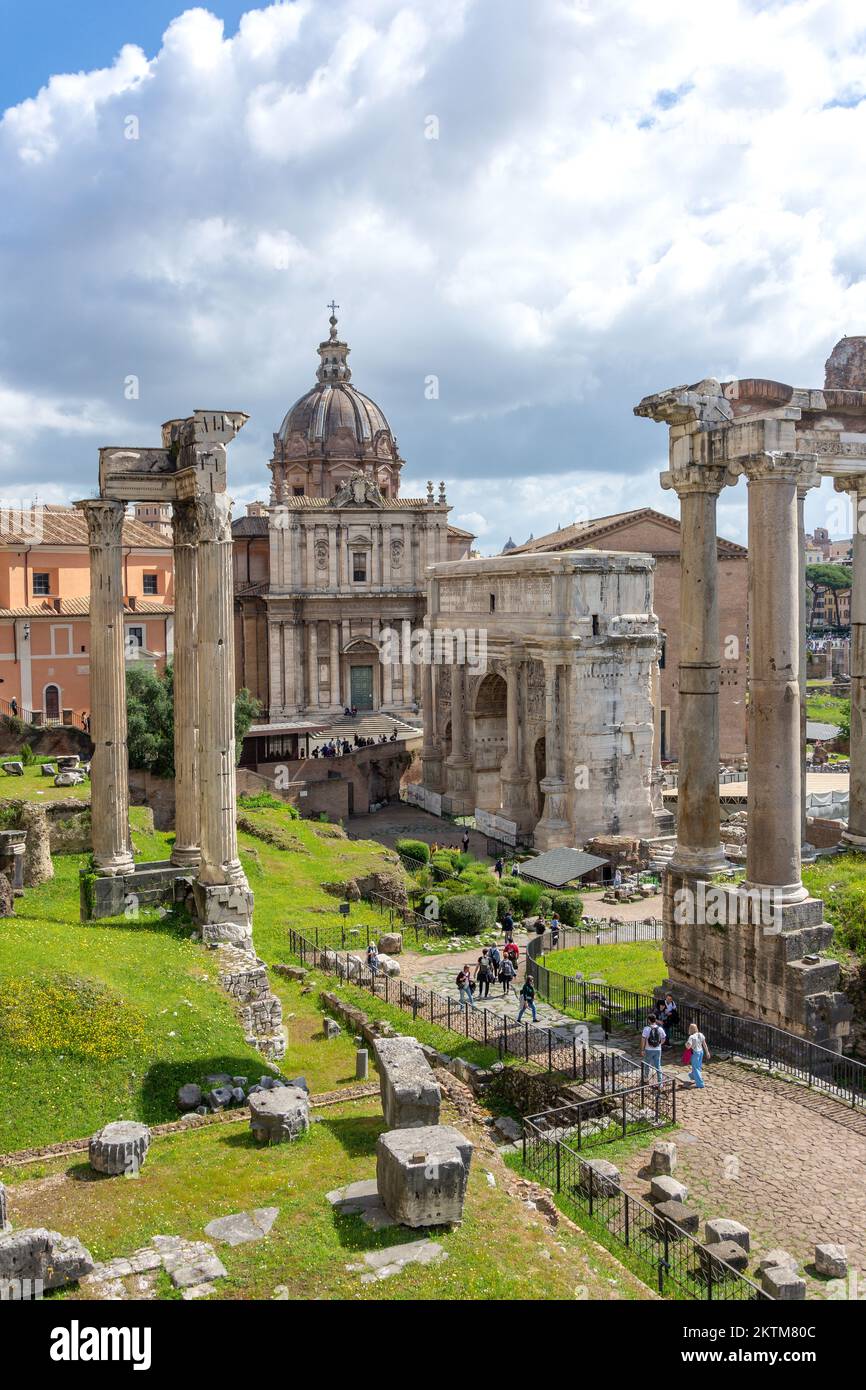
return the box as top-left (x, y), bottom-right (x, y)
top-left (472, 671), bottom-right (507, 811)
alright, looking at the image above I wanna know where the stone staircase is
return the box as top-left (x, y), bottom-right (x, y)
top-left (314, 712), bottom-right (422, 744)
top-left (644, 836), bottom-right (677, 871)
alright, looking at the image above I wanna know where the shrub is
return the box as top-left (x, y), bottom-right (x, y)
top-left (442, 894), bottom-right (495, 935)
top-left (396, 838), bottom-right (430, 865)
top-left (549, 891), bottom-right (583, 926)
top-left (510, 881), bottom-right (543, 912)
top-left (238, 791), bottom-right (286, 811)
top-left (431, 849), bottom-right (460, 873)
top-left (20, 742), bottom-right (36, 766)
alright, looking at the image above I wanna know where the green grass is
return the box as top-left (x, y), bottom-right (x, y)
top-left (0, 761), bottom-right (91, 804)
top-left (540, 943), bottom-right (666, 997)
top-left (803, 852), bottom-right (866, 956)
top-left (805, 692), bottom-right (849, 726)
top-left (1, 1099), bottom-right (650, 1301)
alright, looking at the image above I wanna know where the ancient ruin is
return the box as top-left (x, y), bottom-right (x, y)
top-left (416, 550), bottom-right (669, 847)
top-left (633, 336), bottom-right (866, 1046)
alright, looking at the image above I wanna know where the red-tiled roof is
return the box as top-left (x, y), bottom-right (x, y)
top-left (0, 505), bottom-right (172, 549)
top-left (0, 597), bottom-right (172, 619)
top-left (508, 508), bottom-right (746, 558)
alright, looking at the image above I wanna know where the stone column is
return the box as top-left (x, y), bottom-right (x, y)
top-left (192, 492), bottom-right (253, 947)
top-left (76, 499), bottom-right (134, 876)
top-left (308, 623), bottom-right (319, 707)
top-left (402, 619), bottom-right (414, 708)
top-left (327, 524), bottom-right (338, 589)
top-left (500, 651), bottom-right (530, 827)
top-left (330, 621), bottom-right (341, 709)
top-left (535, 659), bottom-right (570, 848)
top-left (838, 474), bottom-right (866, 848)
top-left (445, 661), bottom-right (472, 804)
top-left (170, 500), bottom-right (200, 869)
top-left (798, 480), bottom-right (817, 856)
top-left (382, 618), bottom-right (394, 707)
top-left (420, 638), bottom-right (443, 790)
top-left (743, 452), bottom-right (817, 901)
top-left (665, 469), bottom-right (729, 875)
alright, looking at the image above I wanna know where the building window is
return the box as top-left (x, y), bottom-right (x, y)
top-left (659, 633), bottom-right (666, 669)
top-left (33, 573), bottom-right (51, 596)
top-left (126, 626), bottom-right (144, 651)
top-left (293, 486), bottom-right (305, 496)
top-left (489, 593), bottom-right (496, 612)
top-left (592, 614), bottom-right (600, 636)
top-left (353, 552), bottom-right (367, 582)
top-left (143, 573), bottom-right (158, 595)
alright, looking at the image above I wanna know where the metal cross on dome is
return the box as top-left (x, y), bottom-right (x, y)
top-left (327, 300), bottom-right (339, 317)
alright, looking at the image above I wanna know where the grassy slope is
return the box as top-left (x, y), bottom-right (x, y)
top-left (540, 943), bottom-right (666, 996)
top-left (0, 762), bottom-right (90, 804)
top-left (0, 805), bottom-right (399, 1153)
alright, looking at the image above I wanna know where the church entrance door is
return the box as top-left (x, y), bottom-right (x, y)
top-left (350, 665), bottom-right (374, 709)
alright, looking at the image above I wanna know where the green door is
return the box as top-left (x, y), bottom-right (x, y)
top-left (350, 665), bottom-right (374, 709)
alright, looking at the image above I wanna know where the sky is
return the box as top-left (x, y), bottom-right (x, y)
top-left (2, 0), bottom-right (866, 552)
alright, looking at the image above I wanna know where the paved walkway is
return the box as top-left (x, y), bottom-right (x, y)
top-left (612, 1039), bottom-right (866, 1292)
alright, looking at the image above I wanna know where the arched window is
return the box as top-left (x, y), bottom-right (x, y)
top-left (44, 684), bottom-right (60, 721)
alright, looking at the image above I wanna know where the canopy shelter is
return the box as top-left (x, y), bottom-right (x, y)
top-left (519, 847), bottom-right (608, 888)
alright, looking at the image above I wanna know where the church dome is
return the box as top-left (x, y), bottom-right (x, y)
top-left (275, 311), bottom-right (399, 462)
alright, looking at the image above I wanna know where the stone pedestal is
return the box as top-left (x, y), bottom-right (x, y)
top-left (75, 499), bottom-right (134, 877)
top-left (0, 829), bottom-right (26, 895)
top-left (374, 1036), bottom-right (441, 1130)
top-left (89, 1121), bottom-right (151, 1176)
top-left (248, 1086), bottom-right (309, 1144)
top-left (0, 1228), bottom-right (94, 1294)
top-left (376, 1125), bottom-right (473, 1227)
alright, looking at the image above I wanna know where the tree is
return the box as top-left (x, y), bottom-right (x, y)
top-left (805, 563), bottom-right (852, 632)
top-left (126, 662), bottom-right (261, 776)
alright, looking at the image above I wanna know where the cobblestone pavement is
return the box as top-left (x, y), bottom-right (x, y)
top-left (613, 1045), bottom-right (866, 1293)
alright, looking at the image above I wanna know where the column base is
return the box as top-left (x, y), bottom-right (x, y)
top-left (668, 843), bottom-right (728, 876)
top-left (171, 844), bottom-right (201, 871)
top-left (93, 853), bottom-right (136, 878)
top-left (192, 880), bottom-right (254, 950)
top-left (445, 758), bottom-right (473, 798)
top-left (740, 877), bottom-right (810, 907)
top-left (501, 774), bottom-right (532, 831)
top-left (840, 830), bottom-right (866, 851)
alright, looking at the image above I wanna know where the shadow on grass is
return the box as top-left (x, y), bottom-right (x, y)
top-left (140, 1058), bottom-right (264, 1125)
top-left (319, 1113), bottom-right (383, 1158)
top-left (330, 1206), bottom-right (438, 1255)
top-left (68, 1161), bottom-right (115, 1184)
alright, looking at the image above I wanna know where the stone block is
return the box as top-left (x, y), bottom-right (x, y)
top-left (374, 1035), bottom-right (441, 1130)
top-left (376, 1125), bottom-right (473, 1228)
top-left (704, 1218), bottom-right (750, 1252)
top-left (378, 932), bottom-right (403, 955)
top-left (192, 879), bottom-right (254, 949)
top-left (376, 953), bottom-right (401, 977)
top-left (177, 1083), bottom-right (202, 1111)
top-left (757, 1249), bottom-right (798, 1275)
top-left (249, 1086), bottom-right (309, 1144)
top-left (89, 1121), bottom-right (150, 1177)
top-left (653, 1200), bottom-right (699, 1239)
top-left (650, 1174), bottom-right (688, 1204)
top-left (2, 762), bottom-right (23, 776)
top-left (698, 1240), bottom-right (749, 1277)
top-left (0, 1228), bottom-right (93, 1293)
top-left (356, 1048), bottom-right (369, 1080)
top-left (323, 1017), bottom-right (341, 1039)
top-left (649, 1141), bottom-right (677, 1175)
top-left (203, 1208), bottom-right (279, 1246)
top-left (814, 1242), bottom-right (847, 1278)
top-left (0, 1182), bottom-right (7, 1232)
top-left (762, 1265), bottom-right (806, 1300)
top-left (578, 1158), bottom-right (621, 1198)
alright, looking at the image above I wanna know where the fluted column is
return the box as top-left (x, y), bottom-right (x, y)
top-left (420, 639), bottom-right (443, 790)
top-left (330, 621), bottom-right (341, 709)
top-left (798, 480), bottom-right (817, 856)
top-left (308, 623), bottom-right (319, 707)
top-left (194, 493), bottom-right (247, 891)
top-left (535, 659), bottom-right (570, 848)
top-left (838, 474), bottom-right (866, 848)
top-left (665, 469), bottom-right (729, 875)
top-left (743, 452), bottom-right (817, 901)
top-left (171, 500), bottom-right (200, 869)
top-left (446, 661), bottom-right (472, 803)
top-left (500, 650), bottom-right (530, 826)
top-left (76, 499), bottom-right (134, 876)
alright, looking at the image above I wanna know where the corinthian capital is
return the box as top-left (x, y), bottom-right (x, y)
top-left (634, 380), bottom-right (733, 428)
top-left (193, 492), bottom-right (234, 544)
top-left (660, 464), bottom-right (736, 498)
top-left (172, 498), bottom-right (199, 548)
top-left (742, 451), bottom-right (818, 486)
top-left (75, 497), bottom-right (126, 548)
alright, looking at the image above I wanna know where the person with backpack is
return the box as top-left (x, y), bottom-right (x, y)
top-left (641, 1013), bottom-right (666, 1087)
top-left (475, 949), bottom-right (493, 999)
top-left (488, 943), bottom-right (501, 981)
top-left (499, 955), bottom-right (516, 996)
top-left (517, 975), bottom-right (537, 1023)
top-left (686, 1021), bottom-right (711, 1088)
top-left (494, 857), bottom-right (504, 879)
top-left (502, 910), bottom-right (515, 943)
top-left (550, 913), bottom-right (561, 947)
top-left (456, 966), bottom-right (475, 1009)
top-left (366, 943), bottom-right (379, 977)
top-left (503, 939), bottom-right (520, 973)
top-left (461, 829), bottom-right (470, 854)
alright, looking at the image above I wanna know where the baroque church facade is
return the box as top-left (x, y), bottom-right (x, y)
top-left (233, 313), bottom-right (473, 719)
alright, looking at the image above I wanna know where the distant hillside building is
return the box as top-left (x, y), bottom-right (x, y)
top-left (0, 505), bottom-right (173, 726)
top-left (233, 313), bottom-right (474, 717)
top-left (508, 508), bottom-right (748, 760)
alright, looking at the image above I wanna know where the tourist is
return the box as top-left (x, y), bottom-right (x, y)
top-left (475, 949), bottom-right (493, 999)
top-left (502, 910), bottom-right (515, 942)
top-left (461, 829), bottom-right (470, 854)
top-left (499, 954), bottom-right (516, 995)
top-left (517, 975), bottom-right (538, 1024)
top-left (659, 993), bottom-right (679, 1043)
top-left (494, 857), bottom-right (504, 879)
top-left (366, 943), bottom-right (379, 977)
top-left (390, 728), bottom-right (397, 741)
top-left (550, 913), bottom-right (561, 947)
top-left (504, 940), bottom-right (520, 975)
top-left (613, 867), bottom-right (622, 888)
top-left (456, 965), bottom-right (475, 1009)
top-left (640, 1013), bottom-right (666, 1088)
top-left (686, 1021), bottom-right (711, 1089)
top-left (488, 943), bottom-right (501, 980)
top-left (10, 697), bottom-right (17, 717)
top-left (511, 861), bottom-right (520, 876)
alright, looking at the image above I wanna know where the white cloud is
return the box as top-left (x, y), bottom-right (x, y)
top-left (2, 0), bottom-right (866, 546)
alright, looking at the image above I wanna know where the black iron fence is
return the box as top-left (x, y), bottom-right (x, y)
top-left (525, 1078), bottom-right (677, 1152)
top-left (287, 926), bottom-right (647, 1088)
top-left (522, 1116), bottom-right (770, 1301)
top-left (527, 930), bottom-right (866, 1110)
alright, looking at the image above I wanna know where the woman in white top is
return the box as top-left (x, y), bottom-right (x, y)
top-left (687, 1021), bottom-right (711, 1089)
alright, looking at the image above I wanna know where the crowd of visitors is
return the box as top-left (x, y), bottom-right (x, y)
top-left (311, 728), bottom-right (399, 757)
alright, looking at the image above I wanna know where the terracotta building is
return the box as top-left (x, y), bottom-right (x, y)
top-left (0, 506), bottom-right (173, 726)
top-left (233, 313), bottom-right (474, 717)
top-left (508, 508), bottom-right (748, 760)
